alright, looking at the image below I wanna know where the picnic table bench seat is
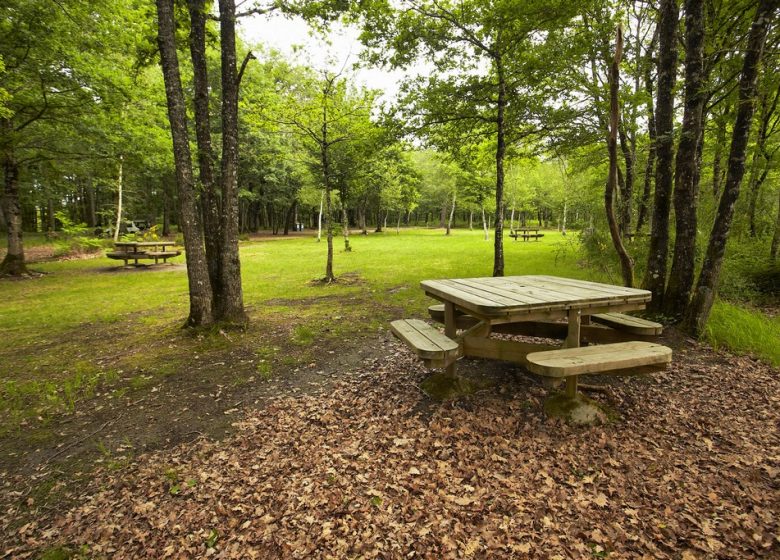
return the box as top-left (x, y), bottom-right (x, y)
top-left (390, 319), bottom-right (459, 369)
top-left (591, 312), bottom-right (663, 336)
top-left (525, 341), bottom-right (672, 378)
top-left (427, 304), bottom-right (479, 329)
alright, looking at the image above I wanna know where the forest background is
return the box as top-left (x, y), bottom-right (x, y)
top-left (1, 0), bottom-right (778, 337)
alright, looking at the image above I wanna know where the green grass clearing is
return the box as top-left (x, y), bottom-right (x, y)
top-left (0, 228), bottom-right (776, 429)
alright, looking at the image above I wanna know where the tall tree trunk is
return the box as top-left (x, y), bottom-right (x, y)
top-left (643, 0), bottom-right (679, 310)
top-left (665, 0), bottom-right (707, 317)
top-left (446, 190), bottom-right (455, 235)
top-left (711, 104), bottom-right (730, 198)
top-left (606, 26), bottom-right (634, 287)
top-left (618, 126), bottom-right (634, 235)
top-left (188, 0), bottom-right (223, 314)
top-left (771, 188), bottom-right (780, 260)
top-left (636, 59), bottom-right (656, 232)
top-left (481, 206), bottom-right (489, 240)
top-left (85, 177), bottom-right (96, 228)
top-left (216, 0), bottom-right (247, 323)
top-left (162, 183), bottom-right (171, 237)
top-left (746, 87), bottom-right (777, 236)
top-left (493, 55), bottom-right (506, 277)
top-left (155, 0), bottom-right (213, 327)
top-left (317, 192), bottom-right (323, 242)
top-left (0, 140), bottom-right (28, 276)
top-left (682, 0), bottom-right (776, 335)
top-left (283, 201), bottom-right (293, 235)
top-left (113, 156), bottom-right (124, 242)
top-left (47, 199), bottom-right (55, 233)
top-left (341, 204), bottom-right (351, 251)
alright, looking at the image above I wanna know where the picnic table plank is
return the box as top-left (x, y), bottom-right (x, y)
top-left (450, 279), bottom-right (553, 305)
top-left (390, 319), bottom-right (459, 360)
top-left (423, 279), bottom-right (512, 309)
top-left (525, 341), bottom-right (672, 377)
top-left (529, 275), bottom-right (646, 297)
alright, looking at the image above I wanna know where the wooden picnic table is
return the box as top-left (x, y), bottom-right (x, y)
top-left (391, 275), bottom-right (671, 421)
top-left (107, 241), bottom-right (181, 266)
top-left (425, 275), bottom-right (664, 389)
top-left (508, 227), bottom-right (544, 241)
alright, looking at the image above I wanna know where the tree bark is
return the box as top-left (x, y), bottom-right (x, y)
top-left (665, 0), bottom-right (707, 317)
top-left (0, 139), bottom-right (28, 276)
top-left (771, 187), bottom-right (780, 260)
top-left (188, 0), bottom-right (223, 313)
top-left (682, 0), bottom-right (777, 335)
top-left (618, 125), bottom-right (634, 235)
top-left (643, 0), bottom-right (679, 311)
top-left (606, 26), bottom-right (634, 287)
top-left (85, 177), bottom-right (96, 228)
top-left (317, 192), bottom-right (323, 242)
top-left (493, 54), bottom-right (506, 277)
top-left (341, 204), bottom-right (351, 251)
top-left (215, 0), bottom-right (247, 323)
top-left (711, 104), bottom-right (730, 198)
top-left (113, 156), bottom-right (123, 242)
top-left (446, 190), bottom-right (455, 235)
top-left (155, 0), bottom-right (213, 327)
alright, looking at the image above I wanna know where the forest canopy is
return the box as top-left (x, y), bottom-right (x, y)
top-left (1, 0), bottom-right (778, 335)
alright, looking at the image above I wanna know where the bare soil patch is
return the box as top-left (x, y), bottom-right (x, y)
top-left (3, 330), bottom-right (778, 559)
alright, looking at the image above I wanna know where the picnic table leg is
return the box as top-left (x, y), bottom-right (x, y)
top-left (444, 302), bottom-right (457, 376)
top-left (564, 308), bottom-right (581, 397)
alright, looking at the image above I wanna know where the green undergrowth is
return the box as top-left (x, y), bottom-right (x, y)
top-left (705, 301), bottom-right (780, 367)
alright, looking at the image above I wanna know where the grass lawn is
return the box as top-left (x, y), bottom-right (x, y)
top-left (1, 228), bottom-right (776, 432)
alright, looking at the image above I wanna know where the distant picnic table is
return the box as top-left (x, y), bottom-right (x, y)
top-left (508, 227), bottom-right (544, 241)
top-left (391, 275), bottom-right (670, 419)
top-left (107, 241), bottom-right (181, 267)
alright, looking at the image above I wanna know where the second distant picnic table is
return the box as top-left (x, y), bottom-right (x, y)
top-left (509, 227), bottom-right (544, 241)
top-left (107, 241), bottom-right (181, 266)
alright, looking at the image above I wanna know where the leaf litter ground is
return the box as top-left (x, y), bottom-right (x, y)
top-left (2, 330), bottom-right (779, 559)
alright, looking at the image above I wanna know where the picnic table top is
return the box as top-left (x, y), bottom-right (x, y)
top-left (420, 275), bottom-right (651, 317)
top-left (114, 241), bottom-right (176, 248)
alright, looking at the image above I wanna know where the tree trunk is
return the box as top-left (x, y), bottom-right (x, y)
top-left (636, 53), bottom-right (656, 232)
top-left (155, 0), bottom-right (213, 327)
top-left (711, 104), bottom-right (730, 198)
top-left (446, 190), bottom-right (455, 235)
top-left (85, 177), bottom-right (96, 228)
top-left (493, 55), bottom-right (507, 277)
top-left (215, 0), bottom-right (247, 324)
top-left (284, 200), bottom-right (296, 235)
top-left (188, 0), bottom-right (223, 314)
top-left (317, 192), bottom-right (323, 242)
top-left (606, 26), bottom-right (634, 287)
top-left (47, 199), bottom-right (55, 233)
top-left (481, 206), bottom-right (488, 240)
top-left (643, 0), bottom-right (679, 310)
top-left (746, 88), bottom-right (777, 236)
top-left (0, 141), bottom-right (28, 276)
top-left (113, 156), bottom-right (124, 242)
top-left (341, 204), bottom-right (351, 251)
top-left (682, 0), bottom-right (776, 336)
top-left (771, 187), bottom-right (780, 260)
top-left (665, 0), bottom-right (707, 317)
top-left (162, 184), bottom-right (171, 237)
top-left (618, 126), bottom-right (634, 235)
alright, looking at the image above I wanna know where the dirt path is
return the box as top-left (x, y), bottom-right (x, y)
top-left (3, 329), bottom-right (778, 559)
